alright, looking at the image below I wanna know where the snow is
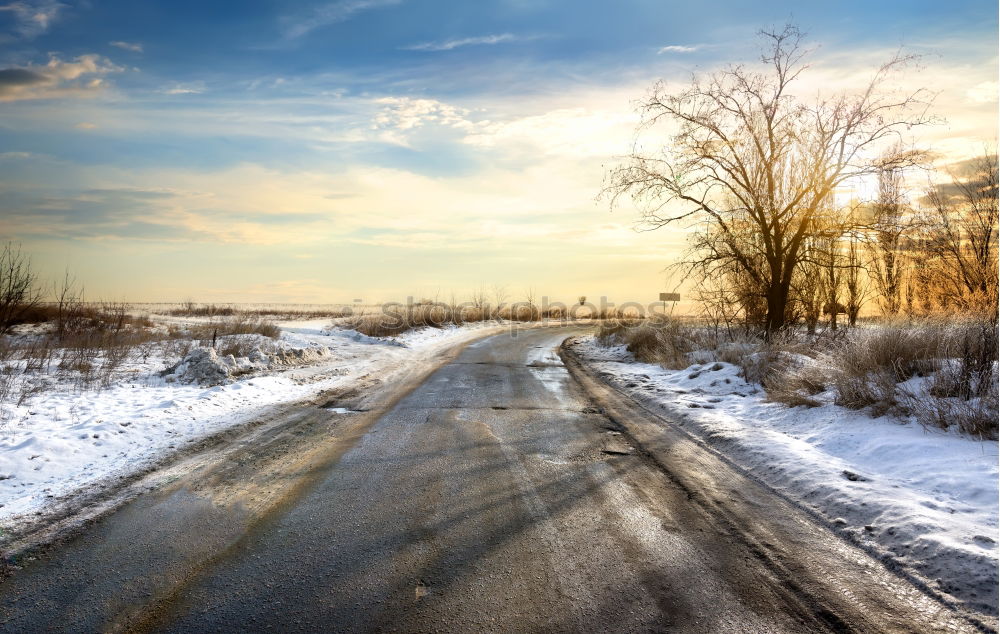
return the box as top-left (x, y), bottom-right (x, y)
top-left (0, 318), bottom-right (505, 525)
top-left (570, 335), bottom-right (999, 612)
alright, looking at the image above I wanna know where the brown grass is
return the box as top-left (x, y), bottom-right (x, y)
top-left (189, 315), bottom-right (281, 341)
top-left (166, 302), bottom-right (354, 319)
top-left (764, 318), bottom-right (999, 437)
top-left (596, 316), bottom-right (693, 369)
top-left (346, 303), bottom-right (479, 337)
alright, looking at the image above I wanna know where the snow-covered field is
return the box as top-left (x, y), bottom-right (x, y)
top-left (0, 318), bottom-right (506, 526)
top-left (569, 335), bottom-right (999, 614)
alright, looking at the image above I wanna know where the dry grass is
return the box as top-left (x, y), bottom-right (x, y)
top-left (596, 316), bottom-right (693, 369)
top-left (167, 303), bottom-right (237, 317)
top-left (345, 303), bottom-right (485, 337)
top-left (189, 315), bottom-right (281, 341)
top-left (765, 318), bottom-right (998, 437)
top-left (166, 302), bottom-right (354, 319)
top-left (593, 313), bottom-right (998, 439)
top-left (0, 301), bottom-right (166, 398)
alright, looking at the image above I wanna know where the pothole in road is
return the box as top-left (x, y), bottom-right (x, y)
top-left (415, 581), bottom-right (430, 600)
top-left (601, 447), bottom-right (634, 456)
top-left (601, 436), bottom-right (635, 456)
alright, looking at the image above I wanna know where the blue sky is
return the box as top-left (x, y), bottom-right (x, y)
top-left (0, 0), bottom-right (997, 303)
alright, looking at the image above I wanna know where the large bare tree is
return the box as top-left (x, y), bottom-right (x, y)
top-left (604, 25), bottom-right (933, 335)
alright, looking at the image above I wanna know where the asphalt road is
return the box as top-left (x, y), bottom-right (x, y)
top-left (0, 326), bottom-right (983, 632)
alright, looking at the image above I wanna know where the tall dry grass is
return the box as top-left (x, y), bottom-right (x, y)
top-left (596, 315), bottom-right (695, 369)
top-left (767, 318), bottom-right (998, 438)
top-left (345, 302), bottom-right (489, 337)
top-left (167, 302), bottom-right (354, 320)
top-left (593, 313), bottom-right (998, 439)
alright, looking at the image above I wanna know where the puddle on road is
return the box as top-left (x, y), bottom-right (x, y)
top-left (324, 407), bottom-right (363, 414)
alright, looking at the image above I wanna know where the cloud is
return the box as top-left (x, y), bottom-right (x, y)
top-left (657, 44), bottom-right (700, 54)
top-left (281, 0), bottom-right (402, 39)
top-left (966, 81), bottom-right (998, 104)
top-left (0, 0), bottom-right (63, 39)
top-left (463, 106), bottom-right (636, 158)
top-left (403, 33), bottom-right (518, 52)
top-left (109, 40), bottom-right (143, 53)
top-left (370, 97), bottom-right (474, 145)
top-left (160, 81), bottom-right (205, 95)
top-left (0, 55), bottom-right (121, 102)
top-left (74, 121), bottom-right (97, 129)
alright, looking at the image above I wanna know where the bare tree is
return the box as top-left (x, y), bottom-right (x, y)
top-left (470, 285), bottom-right (490, 320)
top-left (522, 287), bottom-right (539, 321)
top-left (843, 231), bottom-right (868, 326)
top-left (866, 162), bottom-right (910, 315)
top-left (604, 24), bottom-right (933, 336)
top-left (53, 270), bottom-right (85, 343)
top-left (0, 243), bottom-right (42, 335)
top-left (791, 238), bottom-right (823, 334)
top-left (818, 234), bottom-right (844, 331)
top-left (491, 284), bottom-right (508, 320)
top-left (922, 152), bottom-right (999, 316)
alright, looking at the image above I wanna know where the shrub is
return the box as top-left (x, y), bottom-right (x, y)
top-left (191, 315), bottom-right (281, 341)
top-left (0, 243), bottom-right (42, 335)
top-left (762, 317), bottom-right (999, 436)
top-left (595, 316), bottom-right (693, 369)
top-left (216, 334), bottom-right (276, 359)
top-left (167, 303), bottom-right (236, 317)
top-left (345, 303), bottom-right (462, 337)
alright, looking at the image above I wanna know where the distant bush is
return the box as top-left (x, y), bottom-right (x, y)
top-left (166, 303), bottom-right (353, 319)
top-left (167, 302), bottom-right (236, 317)
top-left (346, 303), bottom-right (483, 337)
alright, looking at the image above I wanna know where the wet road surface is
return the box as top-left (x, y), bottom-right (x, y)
top-left (0, 326), bottom-right (984, 632)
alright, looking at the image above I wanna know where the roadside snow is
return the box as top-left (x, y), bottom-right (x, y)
top-left (0, 319), bottom-right (505, 525)
top-left (571, 335), bottom-right (999, 612)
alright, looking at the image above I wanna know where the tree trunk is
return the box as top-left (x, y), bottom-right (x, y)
top-left (764, 280), bottom-right (790, 338)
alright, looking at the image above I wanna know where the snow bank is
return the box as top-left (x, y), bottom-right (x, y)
top-left (0, 319), bottom-right (503, 526)
top-left (570, 335), bottom-right (999, 613)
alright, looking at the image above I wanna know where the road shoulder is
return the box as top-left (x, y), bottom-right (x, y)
top-left (560, 335), bottom-right (997, 633)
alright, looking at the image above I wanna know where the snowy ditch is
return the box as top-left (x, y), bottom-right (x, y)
top-left (568, 335), bottom-right (998, 616)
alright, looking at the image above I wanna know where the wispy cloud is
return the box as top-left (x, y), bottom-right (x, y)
top-left (403, 33), bottom-right (519, 52)
top-left (0, 55), bottom-right (121, 102)
top-left (160, 81), bottom-right (205, 95)
top-left (966, 80), bottom-right (998, 104)
top-left (282, 0), bottom-right (402, 39)
top-left (109, 40), bottom-right (143, 53)
top-left (657, 44), bottom-right (700, 54)
top-left (0, 0), bottom-right (64, 39)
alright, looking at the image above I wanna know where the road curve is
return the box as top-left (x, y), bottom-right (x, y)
top-left (0, 326), bottom-right (983, 632)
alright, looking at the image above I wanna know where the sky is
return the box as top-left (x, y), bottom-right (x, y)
top-left (0, 0), bottom-right (996, 305)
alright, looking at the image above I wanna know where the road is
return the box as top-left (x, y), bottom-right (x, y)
top-left (0, 326), bottom-right (983, 632)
